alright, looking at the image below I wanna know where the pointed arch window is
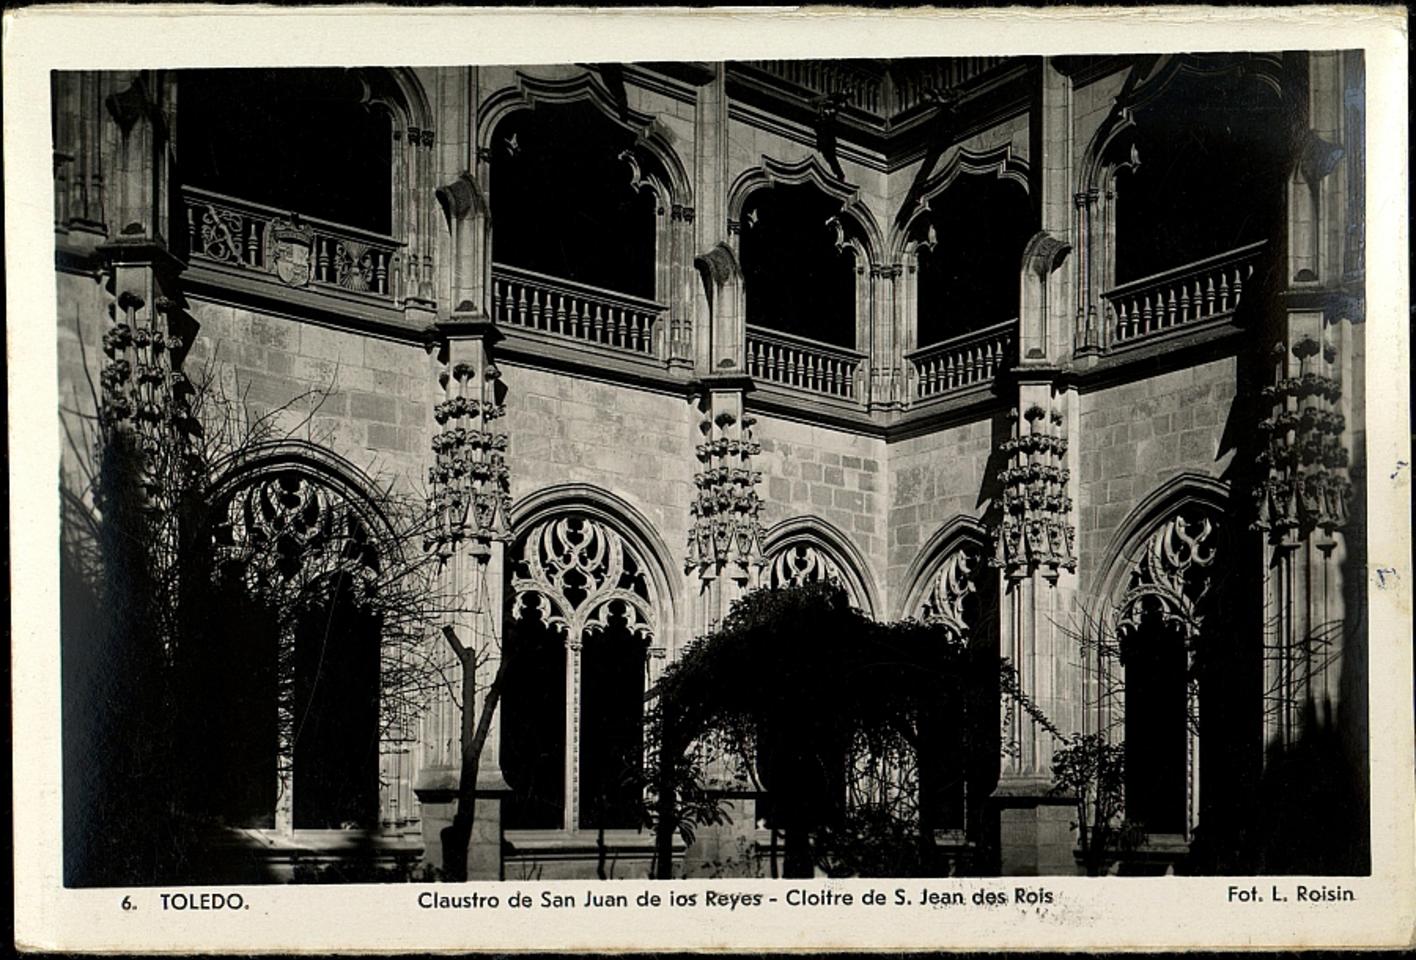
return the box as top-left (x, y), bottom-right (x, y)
top-left (186, 466), bottom-right (413, 834)
top-left (504, 514), bottom-right (660, 832)
top-left (176, 67), bottom-right (431, 304)
top-left (910, 539), bottom-right (1000, 850)
top-left (1112, 510), bottom-right (1222, 842)
top-left (1109, 64), bottom-right (1289, 284)
top-left (179, 68), bottom-right (395, 234)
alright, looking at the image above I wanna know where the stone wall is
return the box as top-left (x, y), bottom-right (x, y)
top-left (884, 411), bottom-right (1002, 617)
top-left (500, 361), bottom-right (696, 575)
top-left (180, 300), bottom-right (435, 493)
top-left (755, 415), bottom-right (888, 611)
top-left (1075, 356), bottom-right (1240, 591)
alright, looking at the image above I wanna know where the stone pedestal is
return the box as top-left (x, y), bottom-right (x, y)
top-left (993, 780), bottom-right (1078, 877)
top-left (414, 765), bottom-right (510, 880)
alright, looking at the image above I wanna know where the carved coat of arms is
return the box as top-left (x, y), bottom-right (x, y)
top-left (269, 219), bottom-right (315, 287)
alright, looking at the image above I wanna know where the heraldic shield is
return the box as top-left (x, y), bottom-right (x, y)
top-left (270, 219), bottom-right (315, 287)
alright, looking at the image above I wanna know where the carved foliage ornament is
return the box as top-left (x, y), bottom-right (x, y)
top-left (1253, 336), bottom-right (1351, 539)
top-left (918, 547), bottom-right (980, 638)
top-left (426, 362), bottom-right (511, 558)
top-left (512, 515), bottom-right (656, 644)
top-left (993, 405), bottom-right (1076, 580)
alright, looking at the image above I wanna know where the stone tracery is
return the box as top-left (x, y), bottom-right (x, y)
top-left (918, 546), bottom-right (980, 637)
top-left (511, 515), bottom-right (657, 644)
top-left (1115, 512), bottom-right (1218, 641)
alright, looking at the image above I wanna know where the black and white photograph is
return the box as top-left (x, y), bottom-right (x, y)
top-left (10, 5), bottom-right (1412, 953)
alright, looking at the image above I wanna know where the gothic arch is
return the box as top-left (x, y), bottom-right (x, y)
top-left (1093, 472), bottom-right (1231, 607)
top-left (728, 155), bottom-right (884, 264)
top-left (1091, 471), bottom-right (1233, 842)
top-left (895, 514), bottom-right (990, 623)
top-left (1079, 54), bottom-right (1291, 195)
top-left (478, 71), bottom-right (692, 205)
top-left (890, 144), bottom-right (1031, 262)
top-left (762, 516), bottom-right (879, 618)
top-left (509, 483), bottom-right (682, 651)
top-left (207, 439), bottom-right (399, 568)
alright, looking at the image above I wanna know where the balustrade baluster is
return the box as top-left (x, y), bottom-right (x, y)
top-left (247, 221), bottom-right (260, 267)
top-left (592, 304), bottom-right (604, 341)
top-left (517, 286), bottom-right (528, 327)
top-left (1219, 274), bottom-right (1231, 312)
top-left (1166, 288), bottom-right (1178, 328)
top-left (569, 298), bottom-right (583, 339)
top-left (493, 279), bottom-right (503, 321)
top-left (530, 289), bottom-right (543, 329)
top-left (376, 252), bottom-right (388, 294)
top-left (617, 308), bottom-right (628, 348)
top-left (317, 237), bottom-right (329, 282)
top-left (553, 294), bottom-right (566, 334)
top-left (1205, 276), bottom-right (1216, 315)
top-left (186, 206), bottom-right (195, 253)
top-left (1234, 265), bottom-right (1247, 303)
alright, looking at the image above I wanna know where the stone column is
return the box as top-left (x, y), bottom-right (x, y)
top-left (990, 58), bottom-right (1082, 876)
top-left (868, 264), bottom-right (905, 412)
top-left (1253, 50), bottom-right (1361, 755)
top-left (415, 317), bottom-right (513, 879)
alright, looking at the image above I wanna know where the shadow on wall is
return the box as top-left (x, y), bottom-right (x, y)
top-left (1187, 695), bottom-right (1371, 876)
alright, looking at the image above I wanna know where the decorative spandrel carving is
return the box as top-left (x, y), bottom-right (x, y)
top-left (1116, 513), bottom-right (1217, 641)
top-left (512, 516), bottom-right (656, 643)
top-left (992, 405), bottom-right (1076, 580)
top-left (686, 409), bottom-right (766, 585)
top-left (918, 547), bottom-right (980, 637)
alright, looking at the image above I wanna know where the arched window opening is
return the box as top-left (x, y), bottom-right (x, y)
top-left (184, 468), bottom-right (387, 833)
top-left (177, 68), bottom-right (394, 235)
top-left (1121, 612), bottom-right (1190, 836)
top-left (186, 570), bottom-right (281, 828)
top-left (740, 183), bottom-right (858, 348)
top-left (1112, 69), bottom-right (1288, 284)
top-left (913, 175), bottom-right (1033, 347)
top-left (912, 542), bottom-right (1000, 847)
top-left (505, 512), bottom-right (659, 832)
top-left (489, 102), bottom-right (660, 300)
top-left (1111, 507), bottom-right (1229, 844)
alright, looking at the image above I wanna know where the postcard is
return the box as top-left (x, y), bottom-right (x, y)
top-left (8, 4), bottom-right (1412, 952)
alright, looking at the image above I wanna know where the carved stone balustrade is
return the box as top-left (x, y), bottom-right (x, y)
top-left (491, 263), bottom-right (665, 359)
top-left (1103, 240), bottom-right (1267, 348)
top-left (745, 324), bottom-right (864, 403)
top-left (182, 186), bottom-right (402, 301)
top-left (906, 319), bottom-right (1016, 401)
